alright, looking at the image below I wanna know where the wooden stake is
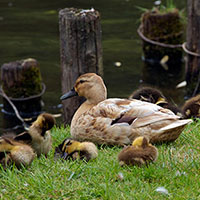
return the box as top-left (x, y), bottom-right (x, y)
top-left (59, 8), bottom-right (103, 124)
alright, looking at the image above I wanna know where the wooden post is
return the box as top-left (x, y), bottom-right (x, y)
top-left (185, 0), bottom-right (200, 96)
top-left (1, 58), bottom-right (44, 118)
top-left (59, 8), bottom-right (103, 124)
top-left (138, 8), bottom-right (184, 68)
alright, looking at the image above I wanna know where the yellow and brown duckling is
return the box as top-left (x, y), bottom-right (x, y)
top-left (182, 94), bottom-right (200, 119)
top-left (55, 138), bottom-right (98, 162)
top-left (60, 73), bottom-right (191, 145)
top-left (129, 86), bottom-right (182, 116)
top-left (118, 136), bottom-right (158, 167)
top-left (14, 113), bottom-right (55, 157)
top-left (0, 136), bottom-right (36, 169)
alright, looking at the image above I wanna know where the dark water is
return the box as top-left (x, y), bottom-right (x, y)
top-left (0, 0), bottom-right (186, 131)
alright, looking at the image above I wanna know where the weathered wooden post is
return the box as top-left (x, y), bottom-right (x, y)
top-left (59, 8), bottom-right (103, 124)
top-left (185, 0), bottom-right (200, 96)
top-left (1, 58), bottom-right (45, 131)
top-left (138, 6), bottom-right (185, 69)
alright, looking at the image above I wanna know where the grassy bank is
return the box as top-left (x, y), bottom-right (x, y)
top-left (0, 121), bottom-right (199, 200)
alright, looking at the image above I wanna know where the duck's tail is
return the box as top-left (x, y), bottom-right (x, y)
top-left (160, 119), bottom-right (192, 131)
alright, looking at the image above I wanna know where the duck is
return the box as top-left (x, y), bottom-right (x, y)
top-left (118, 136), bottom-right (158, 167)
top-left (129, 86), bottom-right (182, 117)
top-left (54, 138), bottom-right (98, 161)
top-left (14, 113), bottom-right (55, 157)
top-left (182, 94), bottom-right (200, 118)
top-left (60, 73), bottom-right (192, 145)
top-left (0, 136), bottom-right (36, 169)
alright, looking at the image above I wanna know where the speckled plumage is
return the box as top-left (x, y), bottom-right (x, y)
top-left (61, 73), bottom-right (192, 145)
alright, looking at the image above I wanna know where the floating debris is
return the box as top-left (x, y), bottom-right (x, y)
top-left (114, 62), bottom-right (122, 67)
top-left (155, 186), bottom-right (169, 195)
top-left (154, 0), bottom-right (161, 6)
top-left (176, 81), bottom-right (187, 88)
top-left (160, 55), bottom-right (169, 70)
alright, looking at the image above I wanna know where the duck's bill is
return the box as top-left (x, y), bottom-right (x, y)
top-left (60, 88), bottom-right (78, 100)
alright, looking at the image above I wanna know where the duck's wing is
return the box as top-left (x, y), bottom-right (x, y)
top-left (71, 98), bottom-right (192, 145)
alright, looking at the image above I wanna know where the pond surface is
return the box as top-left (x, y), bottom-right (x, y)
top-left (0, 0), bottom-right (186, 131)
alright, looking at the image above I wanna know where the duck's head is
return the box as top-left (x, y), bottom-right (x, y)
top-left (132, 136), bottom-right (150, 148)
top-left (130, 87), bottom-right (167, 105)
top-left (60, 73), bottom-right (107, 104)
top-left (33, 113), bottom-right (55, 131)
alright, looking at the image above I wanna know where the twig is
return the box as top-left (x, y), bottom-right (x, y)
top-left (0, 87), bottom-right (28, 129)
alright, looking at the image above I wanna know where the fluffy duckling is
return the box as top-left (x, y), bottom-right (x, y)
top-left (118, 136), bottom-right (158, 167)
top-left (129, 86), bottom-right (166, 104)
top-left (55, 138), bottom-right (98, 162)
top-left (182, 94), bottom-right (200, 118)
top-left (60, 73), bottom-right (192, 145)
top-left (129, 86), bottom-right (182, 116)
top-left (0, 137), bottom-right (36, 169)
top-left (14, 113), bottom-right (55, 157)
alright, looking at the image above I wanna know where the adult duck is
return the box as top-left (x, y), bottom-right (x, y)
top-left (60, 73), bottom-right (192, 145)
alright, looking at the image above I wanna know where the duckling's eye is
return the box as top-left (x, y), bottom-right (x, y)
top-left (65, 139), bottom-right (72, 146)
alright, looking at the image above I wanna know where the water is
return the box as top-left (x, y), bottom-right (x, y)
top-left (0, 0), bottom-right (186, 131)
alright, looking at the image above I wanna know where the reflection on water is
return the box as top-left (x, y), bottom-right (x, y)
top-left (0, 0), bottom-right (186, 132)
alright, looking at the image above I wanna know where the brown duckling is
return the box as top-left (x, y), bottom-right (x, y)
top-left (118, 136), bottom-right (158, 167)
top-left (0, 137), bottom-right (36, 169)
top-left (14, 113), bottom-right (55, 157)
top-left (182, 94), bottom-right (200, 118)
top-left (129, 86), bottom-right (182, 116)
top-left (55, 138), bottom-right (98, 162)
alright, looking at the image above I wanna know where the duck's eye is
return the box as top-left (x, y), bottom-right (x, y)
top-left (80, 80), bottom-right (85, 84)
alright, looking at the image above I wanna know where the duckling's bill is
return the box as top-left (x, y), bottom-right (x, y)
top-left (60, 88), bottom-right (78, 100)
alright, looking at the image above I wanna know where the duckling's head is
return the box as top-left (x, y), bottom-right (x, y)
top-left (0, 137), bottom-right (16, 151)
top-left (61, 139), bottom-right (81, 156)
top-left (60, 73), bottom-right (107, 104)
top-left (182, 95), bottom-right (200, 118)
top-left (56, 138), bottom-right (98, 161)
top-left (132, 136), bottom-right (150, 148)
top-left (33, 113), bottom-right (55, 131)
top-left (130, 87), bottom-right (167, 105)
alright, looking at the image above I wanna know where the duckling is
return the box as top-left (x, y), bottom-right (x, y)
top-left (14, 113), bottom-right (55, 157)
top-left (60, 73), bottom-right (192, 145)
top-left (0, 137), bottom-right (36, 169)
top-left (129, 86), bottom-right (166, 104)
top-left (129, 86), bottom-right (182, 116)
top-left (182, 94), bottom-right (200, 118)
top-left (55, 138), bottom-right (98, 162)
top-left (118, 136), bottom-right (158, 167)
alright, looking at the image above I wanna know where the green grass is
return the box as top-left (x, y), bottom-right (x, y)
top-left (0, 122), bottom-right (200, 200)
